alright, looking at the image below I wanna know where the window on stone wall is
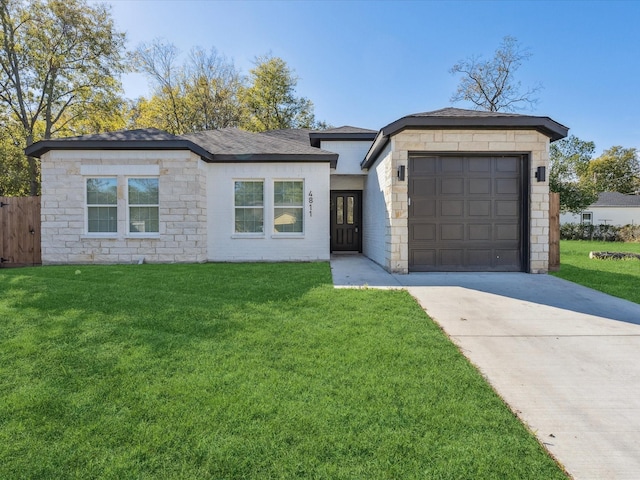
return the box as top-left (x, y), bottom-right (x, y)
top-left (87, 178), bottom-right (117, 233)
top-left (274, 180), bottom-right (304, 233)
top-left (235, 180), bottom-right (264, 233)
top-left (128, 178), bottom-right (159, 234)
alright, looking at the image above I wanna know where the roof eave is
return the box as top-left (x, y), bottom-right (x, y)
top-left (360, 132), bottom-right (389, 169)
top-left (361, 115), bottom-right (569, 169)
top-left (309, 132), bottom-right (378, 148)
top-left (25, 139), bottom-right (214, 162)
top-left (381, 115), bottom-right (569, 142)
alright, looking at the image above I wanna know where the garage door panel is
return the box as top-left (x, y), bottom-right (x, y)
top-left (467, 249), bottom-right (492, 267)
top-left (495, 200), bottom-right (518, 217)
top-left (440, 249), bottom-right (464, 266)
top-left (495, 249), bottom-right (519, 268)
top-left (440, 224), bottom-right (464, 241)
top-left (411, 157), bottom-right (437, 174)
top-left (411, 223), bottom-right (436, 241)
top-left (496, 157), bottom-right (518, 172)
top-left (442, 157), bottom-right (463, 172)
top-left (409, 155), bottom-right (524, 272)
top-left (411, 178), bottom-right (436, 194)
top-left (496, 178), bottom-right (519, 194)
top-left (495, 224), bottom-right (519, 241)
top-left (412, 198), bottom-right (436, 217)
top-left (468, 158), bottom-right (491, 172)
top-left (469, 200), bottom-right (491, 216)
top-left (411, 249), bottom-right (436, 270)
top-left (469, 178), bottom-right (491, 194)
top-left (468, 224), bottom-right (491, 241)
top-left (441, 178), bottom-right (464, 195)
top-left (441, 200), bottom-right (464, 217)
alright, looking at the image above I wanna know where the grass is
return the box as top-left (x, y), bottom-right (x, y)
top-left (552, 240), bottom-right (640, 304)
top-left (0, 263), bottom-right (567, 479)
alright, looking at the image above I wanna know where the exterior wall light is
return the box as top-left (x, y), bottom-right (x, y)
top-left (397, 165), bottom-right (406, 181)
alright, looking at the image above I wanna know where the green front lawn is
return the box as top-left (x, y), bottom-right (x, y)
top-left (552, 240), bottom-right (640, 304)
top-left (1, 263), bottom-right (566, 479)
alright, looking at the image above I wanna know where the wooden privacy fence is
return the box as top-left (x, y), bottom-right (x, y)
top-left (0, 196), bottom-right (41, 267)
top-left (549, 192), bottom-right (560, 271)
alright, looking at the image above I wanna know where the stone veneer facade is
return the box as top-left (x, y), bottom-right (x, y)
top-left (372, 128), bottom-right (551, 274)
top-left (40, 150), bottom-right (207, 264)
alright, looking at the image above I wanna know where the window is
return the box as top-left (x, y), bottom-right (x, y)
top-left (335, 194), bottom-right (355, 225)
top-left (581, 212), bottom-right (593, 225)
top-left (274, 181), bottom-right (303, 233)
top-left (87, 178), bottom-right (117, 233)
top-left (235, 181), bottom-right (264, 233)
top-left (128, 178), bottom-right (159, 234)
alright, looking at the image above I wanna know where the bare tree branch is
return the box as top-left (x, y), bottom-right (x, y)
top-left (450, 36), bottom-right (542, 112)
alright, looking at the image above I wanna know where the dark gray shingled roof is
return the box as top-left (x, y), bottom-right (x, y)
top-left (259, 126), bottom-right (378, 149)
top-left (592, 192), bottom-right (640, 207)
top-left (25, 128), bottom-right (214, 160)
top-left (26, 109), bottom-right (568, 171)
top-left (361, 107), bottom-right (569, 169)
top-left (25, 127), bottom-right (338, 166)
top-left (410, 107), bottom-right (526, 118)
top-left (383, 108), bottom-right (568, 139)
top-left (258, 128), bottom-right (312, 145)
top-left (309, 125), bottom-right (377, 148)
top-left (319, 126), bottom-right (378, 134)
top-left (182, 128), bottom-right (338, 166)
top-left (48, 128), bottom-right (182, 141)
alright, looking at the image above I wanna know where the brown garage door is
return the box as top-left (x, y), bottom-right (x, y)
top-left (408, 155), bottom-right (525, 272)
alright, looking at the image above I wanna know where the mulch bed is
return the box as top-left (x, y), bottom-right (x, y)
top-left (589, 251), bottom-right (640, 260)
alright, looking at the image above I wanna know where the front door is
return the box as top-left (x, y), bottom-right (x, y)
top-left (330, 191), bottom-right (362, 252)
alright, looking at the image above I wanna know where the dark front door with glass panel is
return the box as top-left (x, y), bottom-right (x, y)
top-left (330, 191), bottom-right (362, 252)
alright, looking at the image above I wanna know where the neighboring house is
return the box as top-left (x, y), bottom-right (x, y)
top-left (560, 192), bottom-right (640, 226)
top-left (26, 107), bottom-right (567, 273)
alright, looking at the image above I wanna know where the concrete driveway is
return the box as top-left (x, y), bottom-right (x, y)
top-left (331, 255), bottom-right (640, 480)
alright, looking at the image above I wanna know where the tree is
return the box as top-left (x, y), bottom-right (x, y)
top-left (549, 135), bottom-right (598, 212)
top-left (239, 54), bottom-right (319, 132)
top-left (585, 146), bottom-right (640, 194)
top-left (184, 46), bottom-right (244, 131)
top-left (51, 91), bottom-right (128, 138)
top-left (0, 121), bottom-right (30, 196)
top-left (130, 41), bottom-right (243, 134)
top-left (129, 41), bottom-right (184, 134)
top-left (450, 36), bottom-right (542, 112)
top-left (0, 0), bottom-right (127, 195)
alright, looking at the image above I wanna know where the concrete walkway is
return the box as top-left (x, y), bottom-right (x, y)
top-left (330, 254), bottom-right (640, 480)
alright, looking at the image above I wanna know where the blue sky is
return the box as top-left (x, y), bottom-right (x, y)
top-left (99, 0), bottom-right (640, 156)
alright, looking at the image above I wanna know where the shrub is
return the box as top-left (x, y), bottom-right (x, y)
top-left (618, 224), bottom-right (640, 243)
top-left (559, 223), bottom-right (621, 241)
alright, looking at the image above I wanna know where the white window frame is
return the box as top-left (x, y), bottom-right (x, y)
top-left (126, 177), bottom-right (160, 236)
top-left (85, 177), bottom-right (118, 236)
top-left (233, 179), bottom-right (265, 236)
top-left (273, 179), bottom-right (304, 236)
top-left (581, 211), bottom-right (593, 225)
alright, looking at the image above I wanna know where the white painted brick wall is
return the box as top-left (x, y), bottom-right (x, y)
top-left (363, 142), bottom-right (392, 269)
top-left (322, 140), bottom-right (373, 175)
top-left (206, 162), bottom-right (330, 262)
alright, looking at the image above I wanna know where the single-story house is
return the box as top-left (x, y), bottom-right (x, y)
top-left (26, 107), bottom-right (568, 273)
top-left (560, 192), bottom-right (640, 226)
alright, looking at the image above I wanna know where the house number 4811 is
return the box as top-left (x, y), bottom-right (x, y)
top-left (308, 191), bottom-right (313, 217)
